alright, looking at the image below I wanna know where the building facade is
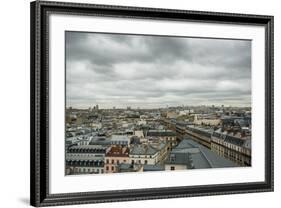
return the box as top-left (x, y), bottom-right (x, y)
top-left (129, 142), bottom-right (168, 165)
top-left (104, 146), bottom-right (130, 173)
top-left (147, 130), bottom-right (177, 149)
top-left (211, 129), bottom-right (251, 166)
top-left (65, 145), bottom-right (107, 174)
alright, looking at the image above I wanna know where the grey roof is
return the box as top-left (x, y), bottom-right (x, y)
top-left (143, 164), bottom-right (165, 171)
top-left (118, 163), bottom-right (142, 172)
top-left (198, 145), bottom-right (237, 168)
top-left (167, 152), bottom-right (190, 167)
top-left (89, 137), bottom-right (111, 145)
top-left (224, 136), bottom-right (244, 146)
top-left (190, 153), bottom-right (212, 169)
top-left (190, 139), bottom-right (238, 168)
top-left (234, 119), bottom-right (247, 126)
top-left (187, 126), bottom-right (213, 133)
top-left (111, 135), bottom-right (130, 141)
top-left (130, 145), bottom-right (158, 155)
top-left (167, 139), bottom-right (237, 169)
top-left (130, 136), bottom-right (141, 145)
top-left (130, 142), bottom-right (166, 156)
top-left (174, 139), bottom-right (195, 149)
top-left (213, 129), bottom-right (251, 149)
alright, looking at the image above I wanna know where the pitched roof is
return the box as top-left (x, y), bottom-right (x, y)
top-left (130, 142), bottom-right (166, 155)
top-left (166, 139), bottom-right (238, 169)
top-left (106, 146), bottom-right (129, 157)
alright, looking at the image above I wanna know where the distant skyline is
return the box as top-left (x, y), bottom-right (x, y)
top-left (66, 105), bottom-right (251, 110)
top-left (66, 32), bottom-right (251, 109)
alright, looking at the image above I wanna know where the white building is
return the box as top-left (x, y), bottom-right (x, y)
top-left (65, 145), bottom-right (107, 175)
top-left (129, 142), bottom-right (168, 165)
top-left (111, 135), bottom-right (130, 146)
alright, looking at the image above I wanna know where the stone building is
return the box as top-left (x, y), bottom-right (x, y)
top-left (105, 146), bottom-right (130, 173)
top-left (211, 128), bottom-right (251, 166)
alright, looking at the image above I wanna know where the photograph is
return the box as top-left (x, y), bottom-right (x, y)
top-left (65, 32), bottom-right (252, 175)
top-left (30, 1), bottom-right (273, 206)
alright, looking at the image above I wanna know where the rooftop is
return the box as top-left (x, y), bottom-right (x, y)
top-left (111, 135), bottom-right (130, 141)
top-left (106, 146), bottom-right (129, 157)
top-left (130, 142), bottom-right (166, 156)
top-left (166, 139), bottom-right (237, 169)
top-left (213, 128), bottom-right (251, 148)
top-left (118, 163), bottom-right (143, 172)
top-left (89, 136), bottom-right (111, 145)
top-left (143, 164), bottom-right (165, 171)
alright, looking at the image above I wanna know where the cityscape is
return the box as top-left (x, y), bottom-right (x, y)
top-left (65, 105), bottom-right (251, 175)
top-left (65, 32), bottom-right (251, 175)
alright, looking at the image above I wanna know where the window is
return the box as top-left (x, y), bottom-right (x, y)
top-left (131, 160), bottom-right (134, 164)
top-left (117, 160), bottom-right (119, 165)
top-left (111, 166), bottom-right (114, 171)
top-left (170, 166), bottom-right (175, 170)
top-left (111, 159), bottom-right (114, 164)
top-left (106, 166), bottom-right (109, 171)
top-left (106, 159), bottom-right (109, 164)
top-left (144, 160), bottom-right (148, 164)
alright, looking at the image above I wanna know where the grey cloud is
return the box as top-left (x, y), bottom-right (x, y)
top-left (65, 31), bottom-right (251, 108)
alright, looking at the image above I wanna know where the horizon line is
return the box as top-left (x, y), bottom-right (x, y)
top-left (66, 105), bottom-right (252, 110)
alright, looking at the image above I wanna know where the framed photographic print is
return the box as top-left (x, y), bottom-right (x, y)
top-left (30, 0), bottom-right (274, 207)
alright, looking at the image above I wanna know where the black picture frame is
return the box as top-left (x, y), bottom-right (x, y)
top-left (30, 0), bottom-right (274, 207)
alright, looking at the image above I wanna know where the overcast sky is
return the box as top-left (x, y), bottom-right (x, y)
top-left (66, 31), bottom-right (251, 109)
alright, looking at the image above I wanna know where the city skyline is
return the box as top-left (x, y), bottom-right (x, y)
top-left (66, 104), bottom-right (251, 110)
top-left (66, 32), bottom-right (251, 109)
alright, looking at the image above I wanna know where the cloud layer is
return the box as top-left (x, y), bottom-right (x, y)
top-left (66, 32), bottom-right (251, 109)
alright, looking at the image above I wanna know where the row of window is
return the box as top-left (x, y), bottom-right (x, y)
top-left (212, 140), bottom-right (250, 155)
top-left (72, 167), bottom-right (104, 174)
top-left (131, 160), bottom-right (148, 165)
top-left (131, 155), bottom-right (153, 159)
top-left (106, 159), bottom-right (127, 164)
top-left (211, 144), bottom-right (251, 166)
top-left (67, 153), bottom-right (103, 157)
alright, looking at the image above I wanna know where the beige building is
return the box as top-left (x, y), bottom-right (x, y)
top-left (105, 146), bottom-right (130, 173)
top-left (193, 114), bottom-right (221, 126)
top-left (147, 130), bottom-right (177, 149)
top-left (166, 111), bottom-right (178, 119)
top-left (129, 142), bottom-right (169, 165)
top-left (211, 129), bottom-right (251, 166)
